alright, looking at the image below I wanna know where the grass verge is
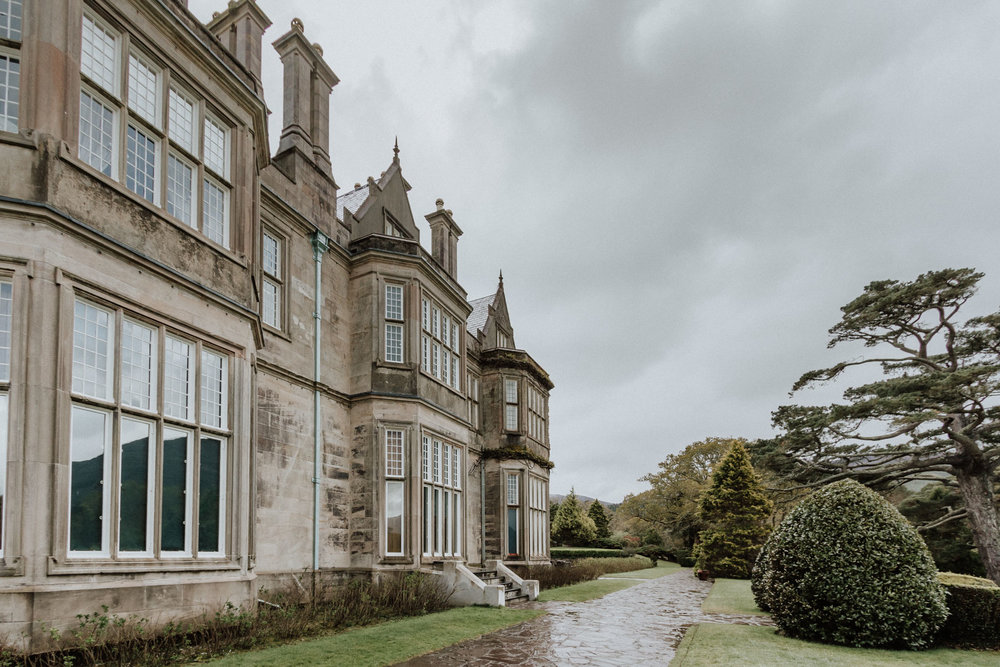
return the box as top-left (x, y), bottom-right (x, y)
top-left (671, 624), bottom-right (1000, 666)
top-left (205, 606), bottom-right (544, 666)
top-left (538, 563), bottom-right (680, 602)
top-left (702, 577), bottom-right (766, 615)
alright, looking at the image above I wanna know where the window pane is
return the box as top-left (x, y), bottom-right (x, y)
top-left (0, 0), bottom-right (23, 41)
top-left (386, 480), bottom-right (403, 555)
top-left (262, 279), bottom-right (280, 328)
top-left (442, 444), bottom-right (450, 487)
top-left (199, 436), bottom-right (223, 553)
top-left (507, 474), bottom-right (519, 506)
top-left (385, 323), bottom-right (402, 363)
top-left (0, 281), bottom-right (11, 382)
top-left (444, 489), bottom-right (452, 555)
top-left (81, 14), bottom-right (116, 93)
top-left (118, 418), bottom-right (151, 552)
top-left (72, 300), bottom-right (113, 400)
top-left (421, 299), bottom-right (429, 331)
top-left (441, 350), bottom-right (449, 382)
top-left (163, 336), bottom-right (192, 420)
top-left (432, 441), bottom-right (440, 483)
top-left (423, 485), bottom-right (432, 555)
top-left (452, 447), bottom-right (460, 489)
top-left (432, 342), bottom-right (439, 378)
top-left (505, 379), bottom-right (518, 404)
top-left (434, 488), bottom-right (442, 555)
top-left (421, 335), bottom-right (429, 373)
top-left (70, 406), bottom-right (108, 552)
top-left (79, 91), bottom-right (114, 176)
top-left (0, 54), bottom-right (19, 133)
top-left (161, 428), bottom-right (189, 552)
top-left (200, 350), bottom-right (226, 429)
top-left (421, 436), bottom-right (430, 482)
top-left (453, 492), bottom-right (461, 557)
top-left (125, 125), bottom-right (156, 202)
top-left (451, 323), bottom-right (460, 352)
top-left (120, 319), bottom-right (156, 410)
top-left (505, 405), bottom-right (518, 431)
top-left (262, 233), bottom-right (280, 277)
top-left (203, 116), bottom-right (227, 176)
top-left (202, 179), bottom-right (228, 247)
top-left (127, 53), bottom-right (157, 124)
top-left (441, 315), bottom-right (450, 347)
top-left (168, 88), bottom-right (194, 152)
top-left (507, 507), bottom-right (519, 556)
top-left (385, 285), bottom-right (402, 321)
top-left (0, 393), bottom-right (7, 553)
top-left (166, 154), bottom-right (193, 225)
top-left (385, 430), bottom-right (403, 477)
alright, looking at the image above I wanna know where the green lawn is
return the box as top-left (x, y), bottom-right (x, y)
top-left (701, 577), bottom-right (767, 615)
top-left (538, 563), bottom-right (680, 602)
top-left (203, 606), bottom-right (543, 666)
top-left (671, 624), bottom-right (1000, 666)
top-left (602, 561), bottom-right (681, 579)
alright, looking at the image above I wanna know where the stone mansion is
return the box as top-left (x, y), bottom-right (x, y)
top-left (0, 0), bottom-right (553, 649)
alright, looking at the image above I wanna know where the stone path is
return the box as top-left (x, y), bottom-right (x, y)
top-left (395, 571), bottom-right (773, 666)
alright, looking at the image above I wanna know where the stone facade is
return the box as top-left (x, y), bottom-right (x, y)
top-left (0, 0), bottom-right (552, 652)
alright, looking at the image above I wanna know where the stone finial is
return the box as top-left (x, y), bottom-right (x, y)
top-left (355, 183), bottom-right (361, 189)
top-left (499, 269), bottom-right (504, 286)
top-left (436, 198), bottom-right (444, 211)
top-left (393, 137), bottom-right (400, 161)
top-left (313, 43), bottom-right (323, 56)
top-left (291, 18), bottom-right (304, 32)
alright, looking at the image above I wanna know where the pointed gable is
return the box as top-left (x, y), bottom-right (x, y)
top-left (342, 145), bottom-right (420, 241)
top-left (466, 273), bottom-right (515, 348)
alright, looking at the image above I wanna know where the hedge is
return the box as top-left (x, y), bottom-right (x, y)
top-left (550, 548), bottom-right (628, 559)
top-left (936, 571), bottom-right (1000, 648)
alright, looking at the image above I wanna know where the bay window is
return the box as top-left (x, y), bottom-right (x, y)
top-left (69, 297), bottom-right (230, 559)
top-left (527, 383), bottom-right (546, 443)
top-left (529, 476), bottom-right (548, 559)
top-left (420, 296), bottom-right (461, 390)
top-left (78, 12), bottom-right (233, 249)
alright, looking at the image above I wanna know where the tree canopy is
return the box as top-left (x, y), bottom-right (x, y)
top-left (551, 489), bottom-right (597, 546)
top-left (771, 268), bottom-right (1000, 583)
top-left (618, 437), bottom-right (742, 550)
top-left (586, 500), bottom-right (612, 540)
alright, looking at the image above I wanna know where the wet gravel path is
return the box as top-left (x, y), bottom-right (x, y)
top-left (395, 570), bottom-right (773, 666)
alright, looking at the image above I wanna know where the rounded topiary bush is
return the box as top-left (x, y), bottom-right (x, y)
top-left (751, 479), bottom-right (947, 649)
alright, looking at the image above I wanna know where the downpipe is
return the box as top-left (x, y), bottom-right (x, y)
top-left (310, 231), bottom-right (329, 598)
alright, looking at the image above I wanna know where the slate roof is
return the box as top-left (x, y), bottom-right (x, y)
top-left (336, 183), bottom-right (370, 221)
top-left (466, 293), bottom-right (495, 335)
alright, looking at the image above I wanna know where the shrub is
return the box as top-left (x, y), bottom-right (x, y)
top-left (550, 547), bottom-right (627, 559)
top-left (751, 479), bottom-right (947, 650)
top-left (515, 556), bottom-right (651, 590)
top-left (936, 571), bottom-right (1000, 648)
top-left (674, 546), bottom-right (696, 568)
top-left (636, 545), bottom-right (671, 564)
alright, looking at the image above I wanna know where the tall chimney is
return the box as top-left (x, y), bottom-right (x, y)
top-left (425, 199), bottom-right (463, 280)
top-left (207, 0), bottom-right (271, 84)
top-left (273, 19), bottom-right (338, 175)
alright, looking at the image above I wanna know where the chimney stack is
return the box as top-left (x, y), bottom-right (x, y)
top-left (207, 0), bottom-right (271, 84)
top-left (425, 199), bottom-right (463, 280)
top-left (273, 19), bottom-right (339, 175)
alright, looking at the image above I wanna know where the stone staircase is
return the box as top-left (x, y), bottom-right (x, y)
top-left (473, 568), bottom-right (529, 604)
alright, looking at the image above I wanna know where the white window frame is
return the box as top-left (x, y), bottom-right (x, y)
top-left (422, 435), bottom-right (462, 558)
top-left (384, 428), bottom-right (405, 557)
top-left (261, 229), bottom-right (283, 330)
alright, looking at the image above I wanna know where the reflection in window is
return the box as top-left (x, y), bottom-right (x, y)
top-left (70, 406), bottom-right (109, 553)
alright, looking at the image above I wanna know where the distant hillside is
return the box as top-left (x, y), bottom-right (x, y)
top-left (550, 493), bottom-right (620, 512)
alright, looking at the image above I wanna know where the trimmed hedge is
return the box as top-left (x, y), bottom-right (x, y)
top-left (936, 571), bottom-right (1000, 648)
top-left (751, 479), bottom-right (947, 650)
top-left (550, 548), bottom-right (627, 559)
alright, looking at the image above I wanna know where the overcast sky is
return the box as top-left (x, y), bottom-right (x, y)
top-left (189, 1), bottom-right (1000, 502)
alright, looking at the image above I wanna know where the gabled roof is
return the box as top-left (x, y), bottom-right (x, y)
top-left (466, 294), bottom-right (495, 335)
top-left (336, 182), bottom-right (369, 222)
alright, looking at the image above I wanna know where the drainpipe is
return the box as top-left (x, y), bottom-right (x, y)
top-left (480, 456), bottom-right (486, 565)
top-left (311, 231), bottom-right (329, 593)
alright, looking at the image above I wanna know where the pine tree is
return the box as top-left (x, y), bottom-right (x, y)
top-left (552, 489), bottom-right (597, 546)
top-left (587, 500), bottom-right (612, 541)
top-left (694, 441), bottom-right (772, 578)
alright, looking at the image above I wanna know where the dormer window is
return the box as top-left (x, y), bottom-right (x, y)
top-left (384, 212), bottom-right (406, 238)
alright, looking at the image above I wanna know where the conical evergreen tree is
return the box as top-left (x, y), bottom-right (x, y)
top-left (552, 488), bottom-right (597, 546)
top-left (694, 441), bottom-right (772, 578)
top-left (587, 500), bottom-right (612, 541)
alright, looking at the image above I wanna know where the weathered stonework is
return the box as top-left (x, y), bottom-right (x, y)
top-left (0, 0), bottom-right (553, 651)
